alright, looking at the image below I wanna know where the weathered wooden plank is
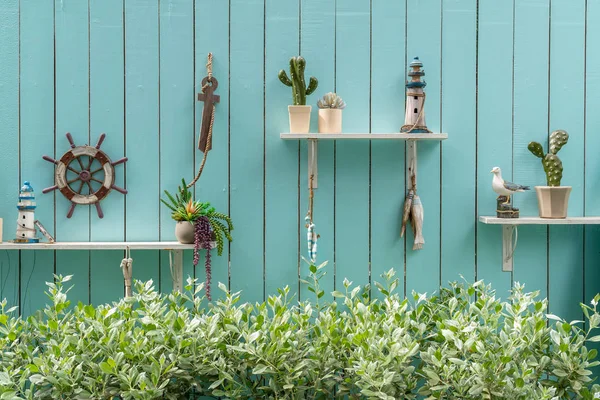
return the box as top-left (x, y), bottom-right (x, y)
top-left (264, 0), bottom-right (300, 299)
top-left (124, 0), bottom-right (161, 288)
top-left (0, 0), bottom-right (20, 310)
top-left (298, 0), bottom-right (335, 301)
top-left (54, 0), bottom-right (91, 305)
top-left (370, 0), bottom-right (406, 299)
top-left (440, 0), bottom-right (477, 286)
top-left (406, 0), bottom-right (442, 296)
top-left (335, 0), bottom-right (371, 292)
top-left (89, 0), bottom-right (126, 305)
top-left (512, 0), bottom-right (550, 300)
top-left (229, 0), bottom-right (265, 304)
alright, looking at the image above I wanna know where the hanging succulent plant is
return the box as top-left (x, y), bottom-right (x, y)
top-left (317, 92), bottom-right (346, 109)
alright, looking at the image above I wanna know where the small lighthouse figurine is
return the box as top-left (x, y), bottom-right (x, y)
top-left (15, 181), bottom-right (39, 243)
top-left (400, 57), bottom-right (431, 133)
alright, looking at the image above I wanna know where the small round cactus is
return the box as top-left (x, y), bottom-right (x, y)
top-left (317, 92), bottom-right (346, 109)
top-left (527, 129), bottom-right (569, 187)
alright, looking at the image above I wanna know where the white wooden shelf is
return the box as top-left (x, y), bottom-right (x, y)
top-left (479, 216), bottom-right (600, 225)
top-left (0, 241), bottom-right (215, 293)
top-left (280, 133), bottom-right (448, 140)
top-left (281, 133), bottom-right (447, 188)
top-left (0, 241), bottom-right (215, 250)
top-left (479, 216), bottom-right (600, 272)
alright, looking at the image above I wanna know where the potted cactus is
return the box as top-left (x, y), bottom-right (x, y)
top-left (278, 56), bottom-right (318, 133)
top-left (527, 129), bottom-right (571, 218)
top-left (317, 92), bottom-right (346, 133)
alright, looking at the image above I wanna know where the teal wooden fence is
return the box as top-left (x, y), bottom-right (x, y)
top-left (1, 0), bottom-right (599, 323)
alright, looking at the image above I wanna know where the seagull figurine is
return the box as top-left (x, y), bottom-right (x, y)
top-left (491, 166), bottom-right (530, 204)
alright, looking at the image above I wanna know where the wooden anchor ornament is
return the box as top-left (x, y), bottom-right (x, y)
top-left (491, 166), bottom-right (530, 218)
top-left (189, 53), bottom-right (218, 188)
top-left (42, 132), bottom-right (128, 218)
top-left (401, 57), bottom-right (431, 133)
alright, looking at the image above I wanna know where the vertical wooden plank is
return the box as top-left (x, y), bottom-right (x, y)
top-left (370, 0), bottom-right (405, 299)
top-left (0, 0), bottom-right (19, 310)
top-left (476, 0), bottom-right (514, 299)
top-left (229, 0), bottom-right (265, 304)
top-left (585, 0), bottom-right (600, 311)
top-left (54, 0), bottom-right (90, 305)
top-left (298, 0), bottom-right (335, 301)
top-left (406, 0), bottom-right (442, 296)
top-left (548, 0), bottom-right (585, 321)
top-left (125, 0), bottom-right (160, 288)
top-left (440, 0), bottom-right (477, 286)
top-left (195, 0), bottom-right (230, 300)
top-left (89, 0), bottom-right (125, 305)
top-left (158, 0), bottom-right (194, 294)
top-left (264, 1), bottom-right (300, 297)
top-left (335, 0), bottom-right (370, 291)
top-left (512, 0), bottom-right (550, 300)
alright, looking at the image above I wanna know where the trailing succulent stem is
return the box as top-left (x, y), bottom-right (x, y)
top-left (527, 129), bottom-right (569, 187)
top-left (278, 56), bottom-right (318, 105)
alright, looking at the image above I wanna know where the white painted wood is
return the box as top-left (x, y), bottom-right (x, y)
top-left (502, 225), bottom-right (514, 272)
top-left (308, 139), bottom-right (318, 189)
top-left (479, 216), bottom-right (600, 225)
top-left (407, 140), bottom-right (417, 190)
top-left (280, 133), bottom-right (448, 140)
top-left (0, 241), bottom-right (216, 250)
top-left (172, 250), bottom-right (184, 293)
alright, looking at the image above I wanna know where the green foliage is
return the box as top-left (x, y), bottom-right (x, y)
top-left (278, 56), bottom-right (318, 105)
top-left (1, 270), bottom-right (599, 399)
top-left (160, 178), bottom-right (233, 253)
top-left (527, 130), bottom-right (569, 186)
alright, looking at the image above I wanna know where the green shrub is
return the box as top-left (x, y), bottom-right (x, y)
top-left (0, 263), bottom-right (599, 399)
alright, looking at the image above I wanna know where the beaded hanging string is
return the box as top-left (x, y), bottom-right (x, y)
top-left (305, 174), bottom-right (318, 264)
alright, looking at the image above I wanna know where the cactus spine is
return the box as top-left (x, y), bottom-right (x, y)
top-left (278, 56), bottom-right (318, 106)
top-left (527, 129), bottom-right (569, 187)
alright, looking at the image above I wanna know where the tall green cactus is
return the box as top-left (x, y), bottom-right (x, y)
top-left (527, 129), bottom-right (569, 186)
top-left (278, 56), bottom-right (318, 106)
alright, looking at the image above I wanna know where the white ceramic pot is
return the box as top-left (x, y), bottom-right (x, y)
top-left (535, 186), bottom-right (572, 219)
top-left (318, 109), bottom-right (342, 133)
top-left (175, 221), bottom-right (195, 244)
top-left (288, 105), bottom-right (311, 133)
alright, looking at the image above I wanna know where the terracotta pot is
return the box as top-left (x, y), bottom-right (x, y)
top-left (318, 109), bottom-right (342, 133)
top-left (535, 186), bottom-right (572, 219)
top-left (288, 105), bottom-right (311, 133)
top-left (175, 221), bottom-right (195, 244)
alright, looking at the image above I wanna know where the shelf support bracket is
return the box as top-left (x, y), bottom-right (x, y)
top-left (502, 225), bottom-right (517, 272)
top-left (170, 249), bottom-right (184, 293)
top-left (407, 140), bottom-right (417, 189)
top-left (308, 139), bottom-right (318, 189)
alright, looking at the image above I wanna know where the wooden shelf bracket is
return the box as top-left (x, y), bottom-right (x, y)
top-left (308, 139), bottom-right (318, 189)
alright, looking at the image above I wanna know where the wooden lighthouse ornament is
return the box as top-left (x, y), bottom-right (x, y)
top-left (400, 57), bottom-right (431, 133)
top-left (15, 181), bottom-right (39, 243)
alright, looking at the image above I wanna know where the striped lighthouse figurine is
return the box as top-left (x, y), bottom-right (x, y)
top-left (400, 57), bottom-right (431, 133)
top-left (15, 181), bottom-right (39, 243)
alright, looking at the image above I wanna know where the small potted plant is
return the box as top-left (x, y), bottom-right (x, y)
top-left (527, 129), bottom-right (571, 219)
top-left (278, 56), bottom-right (318, 133)
top-left (161, 179), bottom-right (233, 299)
top-left (317, 92), bottom-right (346, 133)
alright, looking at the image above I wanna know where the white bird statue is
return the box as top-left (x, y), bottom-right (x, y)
top-left (491, 166), bottom-right (530, 204)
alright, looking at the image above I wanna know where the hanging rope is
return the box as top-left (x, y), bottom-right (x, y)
top-left (305, 174), bottom-right (318, 263)
top-left (188, 53), bottom-right (216, 188)
top-left (121, 246), bottom-right (133, 298)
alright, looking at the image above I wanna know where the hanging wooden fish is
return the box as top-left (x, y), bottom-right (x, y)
top-left (305, 214), bottom-right (318, 264)
top-left (400, 188), bottom-right (414, 238)
top-left (411, 195), bottom-right (424, 250)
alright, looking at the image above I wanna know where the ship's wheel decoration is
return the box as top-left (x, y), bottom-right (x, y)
top-left (42, 132), bottom-right (128, 219)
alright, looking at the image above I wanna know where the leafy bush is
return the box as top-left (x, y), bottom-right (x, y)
top-left (1, 263), bottom-right (600, 399)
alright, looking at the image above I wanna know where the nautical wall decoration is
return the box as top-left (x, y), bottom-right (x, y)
top-left (400, 57), bottom-right (431, 133)
top-left (42, 132), bottom-right (128, 219)
top-left (490, 167), bottom-right (530, 218)
top-left (15, 181), bottom-right (39, 243)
